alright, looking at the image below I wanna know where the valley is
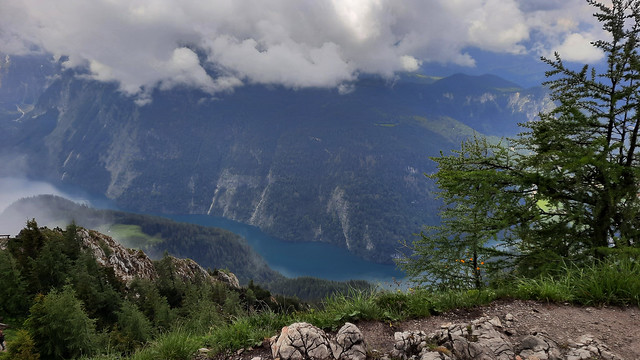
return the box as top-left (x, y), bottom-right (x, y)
top-left (0, 54), bottom-right (552, 266)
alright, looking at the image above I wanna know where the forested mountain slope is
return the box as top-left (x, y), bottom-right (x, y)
top-left (0, 54), bottom-right (552, 263)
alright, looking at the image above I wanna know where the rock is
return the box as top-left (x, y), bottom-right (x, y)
top-left (214, 269), bottom-right (241, 289)
top-left (420, 351), bottom-right (451, 360)
top-left (516, 333), bottom-right (561, 360)
top-left (80, 228), bottom-right (157, 284)
top-left (565, 334), bottom-right (622, 360)
top-left (390, 330), bottom-right (428, 360)
top-left (488, 316), bottom-right (503, 328)
top-left (75, 227), bottom-right (241, 289)
top-left (331, 322), bottom-right (366, 360)
top-left (429, 317), bottom-right (515, 360)
top-left (271, 323), bottom-right (332, 360)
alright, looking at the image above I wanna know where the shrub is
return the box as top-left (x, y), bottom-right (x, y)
top-left (1, 329), bottom-right (40, 360)
top-left (25, 286), bottom-right (97, 359)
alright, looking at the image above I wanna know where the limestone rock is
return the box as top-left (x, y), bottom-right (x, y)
top-left (391, 330), bottom-right (429, 360)
top-left (80, 228), bottom-right (157, 284)
top-left (331, 322), bottom-right (366, 360)
top-left (565, 334), bottom-right (621, 360)
top-left (271, 322), bottom-right (332, 360)
top-left (428, 316), bottom-right (515, 360)
top-left (214, 269), bottom-right (241, 289)
top-left (516, 333), bottom-right (561, 360)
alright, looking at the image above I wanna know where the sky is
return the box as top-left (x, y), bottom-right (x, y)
top-left (0, 0), bottom-right (608, 103)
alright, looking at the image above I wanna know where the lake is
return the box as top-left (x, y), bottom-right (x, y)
top-left (1, 177), bottom-right (406, 284)
top-left (167, 214), bottom-right (406, 284)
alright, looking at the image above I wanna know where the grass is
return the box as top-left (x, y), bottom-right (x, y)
top-left (205, 311), bottom-right (292, 354)
top-left (79, 256), bottom-right (640, 360)
top-left (96, 224), bottom-right (163, 249)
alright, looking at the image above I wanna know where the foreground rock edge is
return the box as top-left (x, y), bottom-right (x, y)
top-left (244, 315), bottom-right (623, 360)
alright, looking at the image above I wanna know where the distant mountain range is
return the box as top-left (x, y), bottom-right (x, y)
top-left (0, 53), bottom-right (553, 263)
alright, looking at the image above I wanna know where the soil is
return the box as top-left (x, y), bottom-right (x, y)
top-left (210, 299), bottom-right (640, 360)
top-left (358, 299), bottom-right (640, 359)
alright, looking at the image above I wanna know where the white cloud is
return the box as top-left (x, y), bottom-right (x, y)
top-left (551, 32), bottom-right (605, 63)
top-left (0, 0), bottom-right (607, 100)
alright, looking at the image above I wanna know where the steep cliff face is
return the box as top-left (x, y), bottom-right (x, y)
top-left (76, 227), bottom-right (240, 288)
top-left (1, 60), bottom-right (553, 263)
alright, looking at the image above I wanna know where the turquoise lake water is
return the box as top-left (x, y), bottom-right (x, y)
top-left (1, 177), bottom-right (406, 284)
top-left (167, 214), bottom-right (406, 284)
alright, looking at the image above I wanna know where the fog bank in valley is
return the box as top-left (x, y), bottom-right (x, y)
top-left (0, 177), bottom-right (78, 235)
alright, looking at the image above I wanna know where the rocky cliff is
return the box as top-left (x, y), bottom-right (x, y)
top-left (75, 227), bottom-right (240, 288)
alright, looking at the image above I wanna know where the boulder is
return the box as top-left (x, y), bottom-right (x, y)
top-left (271, 322), bottom-right (332, 360)
top-left (391, 330), bottom-right (429, 359)
top-left (429, 317), bottom-right (515, 360)
top-left (331, 322), bottom-right (367, 360)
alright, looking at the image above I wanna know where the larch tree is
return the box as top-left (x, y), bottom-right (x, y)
top-left (517, 0), bottom-right (640, 268)
top-left (398, 136), bottom-right (530, 289)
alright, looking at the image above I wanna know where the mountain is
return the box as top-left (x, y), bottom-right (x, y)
top-left (1, 195), bottom-right (375, 300)
top-left (0, 195), bottom-right (281, 284)
top-left (0, 54), bottom-right (553, 263)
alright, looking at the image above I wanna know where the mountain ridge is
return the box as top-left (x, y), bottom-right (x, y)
top-left (0, 54), bottom-right (553, 263)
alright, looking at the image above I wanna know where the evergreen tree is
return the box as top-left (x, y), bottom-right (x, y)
top-left (0, 250), bottom-right (29, 317)
top-left (25, 286), bottom-right (97, 360)
top-left (112, 301), bottom-right (153, 354)
top-left (403, 1), bottom-right (640, 283)
top-left (398, 136), bottom-right (528, 289)
top-left (8, 219), bottom-right (46, 273)
top-left (2, 329), bottom-right (40, 360)
top-left (126, 278), bottom-right (175, 330)
top-left (517, 0), bottom-right (640, 267)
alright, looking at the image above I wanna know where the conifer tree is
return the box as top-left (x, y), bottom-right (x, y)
top-left (398, 136), bottom-right (529, 289)
top-left (517, 0), bottom-right (640, 266)
top-left (403, 0), bottom-right (640, 283)
top-left (0, 250), bottom-right (29, 317)
top-left (25, 286), bottom-right (97, 359)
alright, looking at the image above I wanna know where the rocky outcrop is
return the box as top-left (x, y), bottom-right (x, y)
top-left (270, 322), bottom-right (367, 360)
top-left (386, 315), bottom-right (623, 360)
top-left (213, 269), bottom-right (241, 289)
top-left (76, 227), bottom-right (240, 288)
top-left (266, 317), bottom-right (623, 360)
top-left (79, 228), bottom-right (157, 283)
top-left (331, 323), bottom-right (367, 360)
top-left (168, 256), bottom-right (240, 289)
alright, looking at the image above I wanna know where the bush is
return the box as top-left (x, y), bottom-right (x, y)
top-left (111, 301), bottom-right (154, 354)
top-left (1, 329), bottom-right (40, 360)
top-left (25, 286), bottom-right (97, 359)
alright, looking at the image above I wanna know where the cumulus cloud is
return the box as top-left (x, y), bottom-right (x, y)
top-left (0, 0), bottom-right (606, 101)
top-left (552, 32), bottom-right (605, 63)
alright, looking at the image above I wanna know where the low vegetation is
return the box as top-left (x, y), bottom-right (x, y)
top-left (1, 221), bottom-right (639, 360)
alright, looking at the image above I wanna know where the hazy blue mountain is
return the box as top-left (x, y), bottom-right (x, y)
top-left (0, 54), bottom-right (552, 263)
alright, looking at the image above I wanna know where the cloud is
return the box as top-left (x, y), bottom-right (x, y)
top-left (0, 0), bottom-right (605, 101)
top-left (551, 32), bottom-right (605, 63)
top-left (0, 177), bottom-right (66, 222)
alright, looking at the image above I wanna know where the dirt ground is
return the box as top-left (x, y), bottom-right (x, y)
top-left (358, 299), bottom-right (640, 359)
top-left (219, 299), bottom-right (640, 360)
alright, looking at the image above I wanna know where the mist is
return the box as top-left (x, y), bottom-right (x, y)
top-left (0, 177), bottom-right (81, 235)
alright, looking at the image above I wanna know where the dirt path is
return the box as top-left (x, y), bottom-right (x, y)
top-left (358, 299), bottom-right (640, 359)
top-left (211, 300), bottom-right (640, 360)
